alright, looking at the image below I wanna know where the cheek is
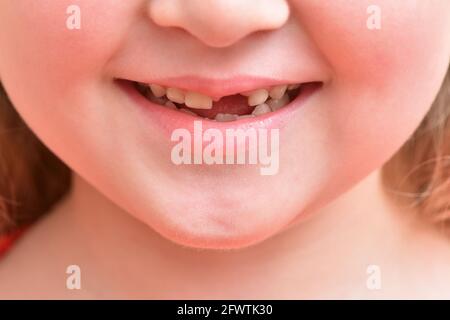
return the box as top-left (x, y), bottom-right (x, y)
top-left (0, 1), bottom-right (146, 173)
top-left (0, 1), bottom-right (136, 108)
top-left (296, 0), bottom-right (450, 84)
top-left (294, 0), bottom-right (450, 163)
top-left (0, 1), bottom-right (144, 184)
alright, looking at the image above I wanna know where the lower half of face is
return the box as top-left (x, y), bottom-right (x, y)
top-left (0, 0), bottom-right (449, 249)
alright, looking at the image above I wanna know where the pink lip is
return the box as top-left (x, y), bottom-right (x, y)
top-left (126, 75), bottom-right (308, 101)
top-left (117, 79), bottom-right (321, 136)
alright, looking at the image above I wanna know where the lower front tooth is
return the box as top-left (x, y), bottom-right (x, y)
top-left (267, 93), bottom-right (290, 111)
top-left (238, 114), bottom-right (255, 120)
top-left (149, 94), bottom-right (166, 105)
top-left (165, 101), bottom-right (177, 110)
top-left (252, 103), bottom-right (271, 116)
top-left (179, 108), bottom-right (197, 116)
top-left (215, 113), bottom-right (239, 122)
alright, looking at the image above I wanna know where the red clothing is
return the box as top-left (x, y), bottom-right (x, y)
top-left (0, 229), bottom-right (24, 258)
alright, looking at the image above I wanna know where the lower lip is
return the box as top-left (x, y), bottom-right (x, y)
top-left (117, 80), bottom-right (321, 135)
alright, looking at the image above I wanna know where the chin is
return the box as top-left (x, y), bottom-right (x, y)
top-left (141, 194), bottom-right (297, 250)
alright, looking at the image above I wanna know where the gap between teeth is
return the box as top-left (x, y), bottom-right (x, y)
top-left (139, 82), bottom-right (301, 122)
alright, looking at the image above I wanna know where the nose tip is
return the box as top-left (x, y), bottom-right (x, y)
top-left (147, 0), bottom-right (290, 48)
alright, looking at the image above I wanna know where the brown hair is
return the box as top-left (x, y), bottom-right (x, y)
top-left (382, 66), bottom-right (450, 229)
top-left (0, 67), bottom-right (449, 235)
top-left (0, 84), bottom-right (71, 234)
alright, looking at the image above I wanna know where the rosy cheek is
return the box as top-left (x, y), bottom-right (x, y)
top-left (294, 1), bottom-right (449, 90)
top-left (0, 1), bottom-right (134, 89)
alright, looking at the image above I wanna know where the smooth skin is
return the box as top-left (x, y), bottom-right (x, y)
top-left (0, 0), bottom-right (449, 298)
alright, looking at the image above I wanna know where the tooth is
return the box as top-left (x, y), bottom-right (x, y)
top-left (267, 93), bottom-right (290, 111)
top-left (215, 113), bottom-right (239, 122)
top-left (150, 84), bottom-right (166, 98)
top-left (164, 101), bottom-right (177, 110)
top-left (238, 114), bottom-right (255, 120)
top-left (166, 88), bottom-right (185, 104)
top-left (185, 92), bottom-right (213, 110)
top-left (252, 103), bottom-right (271, 116)
top-left (288, 84), bottom-right (300, 90)
top-left (247, 89), bottom-right (269, 107)
top-left (179, 108), bottom-right (196, 116)
top-left (269, 85), bottom-right (287, 100)
top-left (148, 95), bottom-right (166, 105)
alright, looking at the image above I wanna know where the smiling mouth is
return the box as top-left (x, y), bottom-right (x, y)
top-left (131, 81), bottom-right (321, 122)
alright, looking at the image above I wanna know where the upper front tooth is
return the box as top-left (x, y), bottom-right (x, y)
top-left (247, 89), bottom-right (269, 107)
top-left (150, 84), bottom-right (166, 98)
top-left (166, 88), bottom-right (185, 104)
top-left (269, 85), bottom-right (287, 99)
top-left (185, 92), bottom-right (213, 109)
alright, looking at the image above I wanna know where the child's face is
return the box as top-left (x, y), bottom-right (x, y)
top-left (0, 1), bottom-right (449, 248)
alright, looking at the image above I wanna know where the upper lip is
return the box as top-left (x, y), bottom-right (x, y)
top-left (127, 75), bottom-right (309, 100)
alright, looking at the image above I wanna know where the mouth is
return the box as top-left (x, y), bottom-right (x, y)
top-left (126, 79), bottom-right (322, 122)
